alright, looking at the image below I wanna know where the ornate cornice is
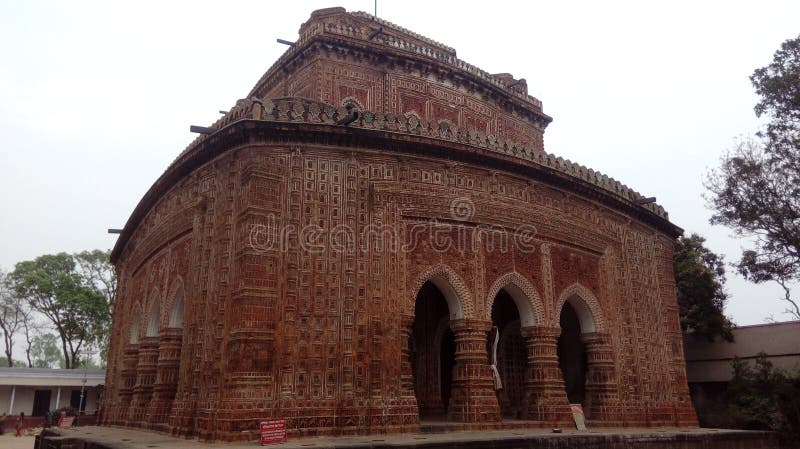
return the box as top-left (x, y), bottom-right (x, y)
top-left (111, 97), bottom-right (680, 262)
top-left (245, 8), bottom-right (548, 124)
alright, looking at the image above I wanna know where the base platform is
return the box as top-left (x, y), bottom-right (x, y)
top-left (37, 425), bottom-right (777, 449)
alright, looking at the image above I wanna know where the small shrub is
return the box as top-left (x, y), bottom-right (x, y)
top-left (724, 353), bottom-right (800, 444)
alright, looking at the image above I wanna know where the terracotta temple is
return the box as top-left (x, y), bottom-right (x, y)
top-left (100, 7), bottom-right (698, 441)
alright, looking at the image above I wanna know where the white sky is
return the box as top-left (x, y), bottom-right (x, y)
top-left (1, 0), bottom-right (798, 325)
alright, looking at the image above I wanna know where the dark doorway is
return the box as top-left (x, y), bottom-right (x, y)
top-left (70, 389), bottom-right (87, 413)
top-left (411, 281), bottom-right (455, 418)
top-left (557, 302), bottom-right (587, 405)
top-left (32, 390), bottom-right (52, 416)
top-left (491, 290), bottom-right (527, 418)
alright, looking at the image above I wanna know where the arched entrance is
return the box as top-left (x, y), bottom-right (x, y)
top-left (555, 285), bottom-right (614, 421)
top-left (557, 302), bottom-right (587, 405)
top-left (490, 289), bottom-right (527, 419)
top-left (411, 281), bottom-right (455, 418)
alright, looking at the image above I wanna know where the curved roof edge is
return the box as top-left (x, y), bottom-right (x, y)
top-left (111, 98), bottom-right (681, 263)
top-left (178, 97), bottom-right (669, 218)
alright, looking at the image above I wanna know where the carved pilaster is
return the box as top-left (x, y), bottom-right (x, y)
top-left (520, 326), bottom-right (572, 424)
top-left (167, 196), bottom-right (206, 437)
top-left (582, 332), bottom-right (621, 424)
top-left (128, 336), bottom-right (159, 425)
top-left (400, 314), bottom-right (417, 401)
top-left (395, 314), bottom-right (421, 429)
top-left (540, 243), bottom-right (555, 316)
top-left (447, 319), bottom-right (501, 423)
top-left (146, 328), bottom-right (183, 428)
top-left (114, 344), bottom-right (140, 424)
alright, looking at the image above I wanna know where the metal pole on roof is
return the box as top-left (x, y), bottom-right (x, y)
top-left (77, 375), bottom-right (86, 424)
top-left (375, 0), bottom-right (377, 17)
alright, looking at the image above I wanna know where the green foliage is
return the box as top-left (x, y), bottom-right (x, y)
top-left (74, 355), bottom-right (102, 369)
top-left (73, 249), bottom-right (116, 366)
top-left (751, 34), bottom-right (800, 163)
top-left (7, 253), bottom-right (109, 369)
top-left (31, 333), bottom-right (66, 368)
top-left (706, 34), bottom-right (800, 320)
top-left (674, 234), bottom-right (734, 341)
top-left (724, 353), bottom-right (800, 439)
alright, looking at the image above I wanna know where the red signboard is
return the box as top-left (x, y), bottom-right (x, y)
top-left (260, 419), bottom-right (287, 445)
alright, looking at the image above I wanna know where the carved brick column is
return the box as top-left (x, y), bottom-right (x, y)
top-left (520, 326), bottom-right (572, 424)
top-left (146, 328), bottom-right (183, 429)
top-left (582, 332), bottom-right (621, 424)
top-left (167, 197), bottom-right (205, 437)
top-left (128, 336), bottom-right (159, 425)
top-left (447, 319), bottom-right (500, 423)
top-left (364, 315), bottom-right (420, 433)
top-left (114, 344), bottom-right (139, 424)
top-left (399, 315), bottom-right (416, 401)
top-left (397, 314), bottom-right (420, 427)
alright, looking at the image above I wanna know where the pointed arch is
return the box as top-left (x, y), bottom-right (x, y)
top-left (555, 283), bottom-right (605, 333)
top-left (165, 277), bottom-right (185, 329)
top-left (129, 302), bottom-right (143, 344)
top-left (146, 290), bottom-right (161, 337)
top-left (411, 264), bottom-right (473, 320)
top-left (169, 289), bottom-right (185, 329)
top-left (485, 272), bottom-right (545, 328)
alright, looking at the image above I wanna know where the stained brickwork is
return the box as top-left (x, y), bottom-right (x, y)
top-left (100, 7), bottom-right (696, 441)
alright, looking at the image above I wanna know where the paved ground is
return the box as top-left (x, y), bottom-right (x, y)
top-left (0, 433), bottom-right (37, 449)
top-left (39, 425), bottom-right (772, 449)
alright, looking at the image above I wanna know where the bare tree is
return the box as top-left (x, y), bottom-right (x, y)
top-left (0, 269), bottom-right (24, 367)
top-left (19, 307), bottom-right (43, 368)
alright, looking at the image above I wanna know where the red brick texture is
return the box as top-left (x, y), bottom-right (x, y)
top-left (99, 7), bottom-right (697, 441)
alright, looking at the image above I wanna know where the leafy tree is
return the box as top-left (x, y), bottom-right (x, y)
top-left (74, 250), bottom-right (116, 311)
top-left (751, 35), bottom-right (800, 167)
top-left (706, 35), bottom-right (800, 320)
top-left (73, 250), bottom-right (116, 365)
top-left (8, 253), bottom-right (108, 369)
top-left (674, 234), bottom-right (734, 341)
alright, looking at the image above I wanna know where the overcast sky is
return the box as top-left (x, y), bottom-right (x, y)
top-left (1, 0), bottom-right (798, 325)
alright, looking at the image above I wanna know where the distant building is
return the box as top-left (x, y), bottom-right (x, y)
top-left (684, 321), bottom-right (800, 383)
top-left (683, 321), bottom-right (800, 424)
top-left (0, 367), bottom-right (105, 421)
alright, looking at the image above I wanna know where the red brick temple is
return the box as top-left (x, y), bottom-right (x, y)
top-left (100, 7), bottom-right (697, 441)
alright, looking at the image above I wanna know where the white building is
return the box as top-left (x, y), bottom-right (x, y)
top-left (0, 367), bottom-right (105, 417)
